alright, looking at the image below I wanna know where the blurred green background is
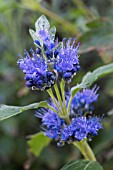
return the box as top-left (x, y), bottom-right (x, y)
top-left (0, 0), bottom-right (113, 169)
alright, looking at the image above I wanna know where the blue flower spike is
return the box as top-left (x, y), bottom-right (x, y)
top-left (18, 15), bottom-right (103, 147)
top-left (17, 15), bottom-right (80, 90)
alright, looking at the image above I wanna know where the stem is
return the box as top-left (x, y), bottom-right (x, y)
top-left (64, 116), bottom-right (71, 125)
top-left (73, 141), bottom-right (96, 161)
top-left (54, 83), bottom-right (71, 125)
top-left (60, 80), bottom-right (67, 114)
top-left (67, 86), bottom-right (81, 115)
top-left (47, 83), bottom-right (71, 124)
top-left (47, 88), bottom-right (61, 114)
top-left (46, 104), bottom-right (58, 114)
top-left (54, 84), bottom-right (64, 115)
top-left (67, 95), bottom-right (73, 115)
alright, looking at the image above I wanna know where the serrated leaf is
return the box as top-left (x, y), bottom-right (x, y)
top-left (35, 15), bottom-right (50, 31)
top-left (71, 63), bottom-right (113, 97)
top-left (0, 101), bottom-right (54, 121)
top-left (28, 132), bottom-right (51, 157)
top-left (61, 160), bottom-right (103, 170)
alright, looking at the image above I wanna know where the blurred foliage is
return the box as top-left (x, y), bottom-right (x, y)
top-left (0, 0), bottom-right (113, 169)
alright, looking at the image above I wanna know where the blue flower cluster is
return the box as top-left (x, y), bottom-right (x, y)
top-left (17, 49), bottom-right (56, 90)
top-left (17, 16), bottom-right (80, 90)
top-left (18, 15), bottom-right (103, 146)
top-left (54, 38), bottom-right (80, 83)
top-left (34, 28), bottom-right (58, 62)
top-left (36, 87), bottom-right (102, 146)
top-left (61, 116), bottom-right (102, 142)
top-left (71, 86), bottom-right (99, 116)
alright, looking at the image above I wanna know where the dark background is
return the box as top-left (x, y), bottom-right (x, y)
top-left (0, 0), bottom-right (113, 169)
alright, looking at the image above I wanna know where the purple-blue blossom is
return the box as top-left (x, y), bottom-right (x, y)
top-left (54, 38), bottom-right (80, 83)
top-left (34, 28), bottom-right (58, 63)
top-left (71, 86), bottom-right (99, 116)
top-left (36, 87), bottom-right (102, 146)
top-left (36, 109), bottom-right (102, 146)
top-left (17, 49), bottom-right (56, 90)
top-left (17, 15), bottom-right (104, 148)
top-left (18, 16), bottom-right (80, 88)
top-left (36, 109), bottom-right (64, 140)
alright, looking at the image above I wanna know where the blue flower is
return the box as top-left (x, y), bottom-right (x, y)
top-left (36, 89), bottom-right (102, 146)
top-left (54, 38), bottom-right (80, 83)
top-left (35, 28), bottom-right (56, 50)
top-left (36, 109), bottom-right (64, 140)
top-left (17, 49), bottom-right (56, 90)
top-left (71, 86), bottom-right (99, 116)
top-left (70, 117), bottom-right (88, 141)
top-left (87, 117), bottom-right (102, 136)
top-left (34, 28), bottom-right (58, 63)
top-left (18, 25), bottom-right (80, 87)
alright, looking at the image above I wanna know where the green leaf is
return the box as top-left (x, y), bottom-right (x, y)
top-left (61, 160), bottom-right (103, 170)
top-left (0, 101), bottom-right (54, 121)
top-left (29, 29), bottom-right (43, 46)
top-left (93, 64), bottom-right (113, 78)
top-left (28, 132), bottom-right (51, 157)
top-left (79, 72), bottom-right (97, 88)
top-left (29, 29), bottom-right (40, 41)
top-left (35, 15), bottom-right (50, 31)
top-left (108, 108), bottom-right (113, 116)
top-left (49, 26), bottom-right (56, 40)
top-left (86, 19), bottom-right (102, 29)
top-left (71, 63), bottom-right (113, 97)
top-left (29, 15), bottom-right (50, 45)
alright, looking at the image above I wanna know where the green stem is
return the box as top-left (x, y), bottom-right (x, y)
top-left (73, 141), bottom-right (96, 161)
top-left (55, 81), bottom-right (70, 124)
top-left (64, 116), bottom-right (71, 125)
top-left (60, 80), bottom-right (67, 114)
top-left (47, 88), bottom-right (61, 114)
top-left (47, 84), bottom-right (71, 124)
top-left (67, 95), bottom-right (73, 115)
top-left (46, 104), bottom-right (58, 114)
top-left (54, 84), bottom-right (64, 115)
